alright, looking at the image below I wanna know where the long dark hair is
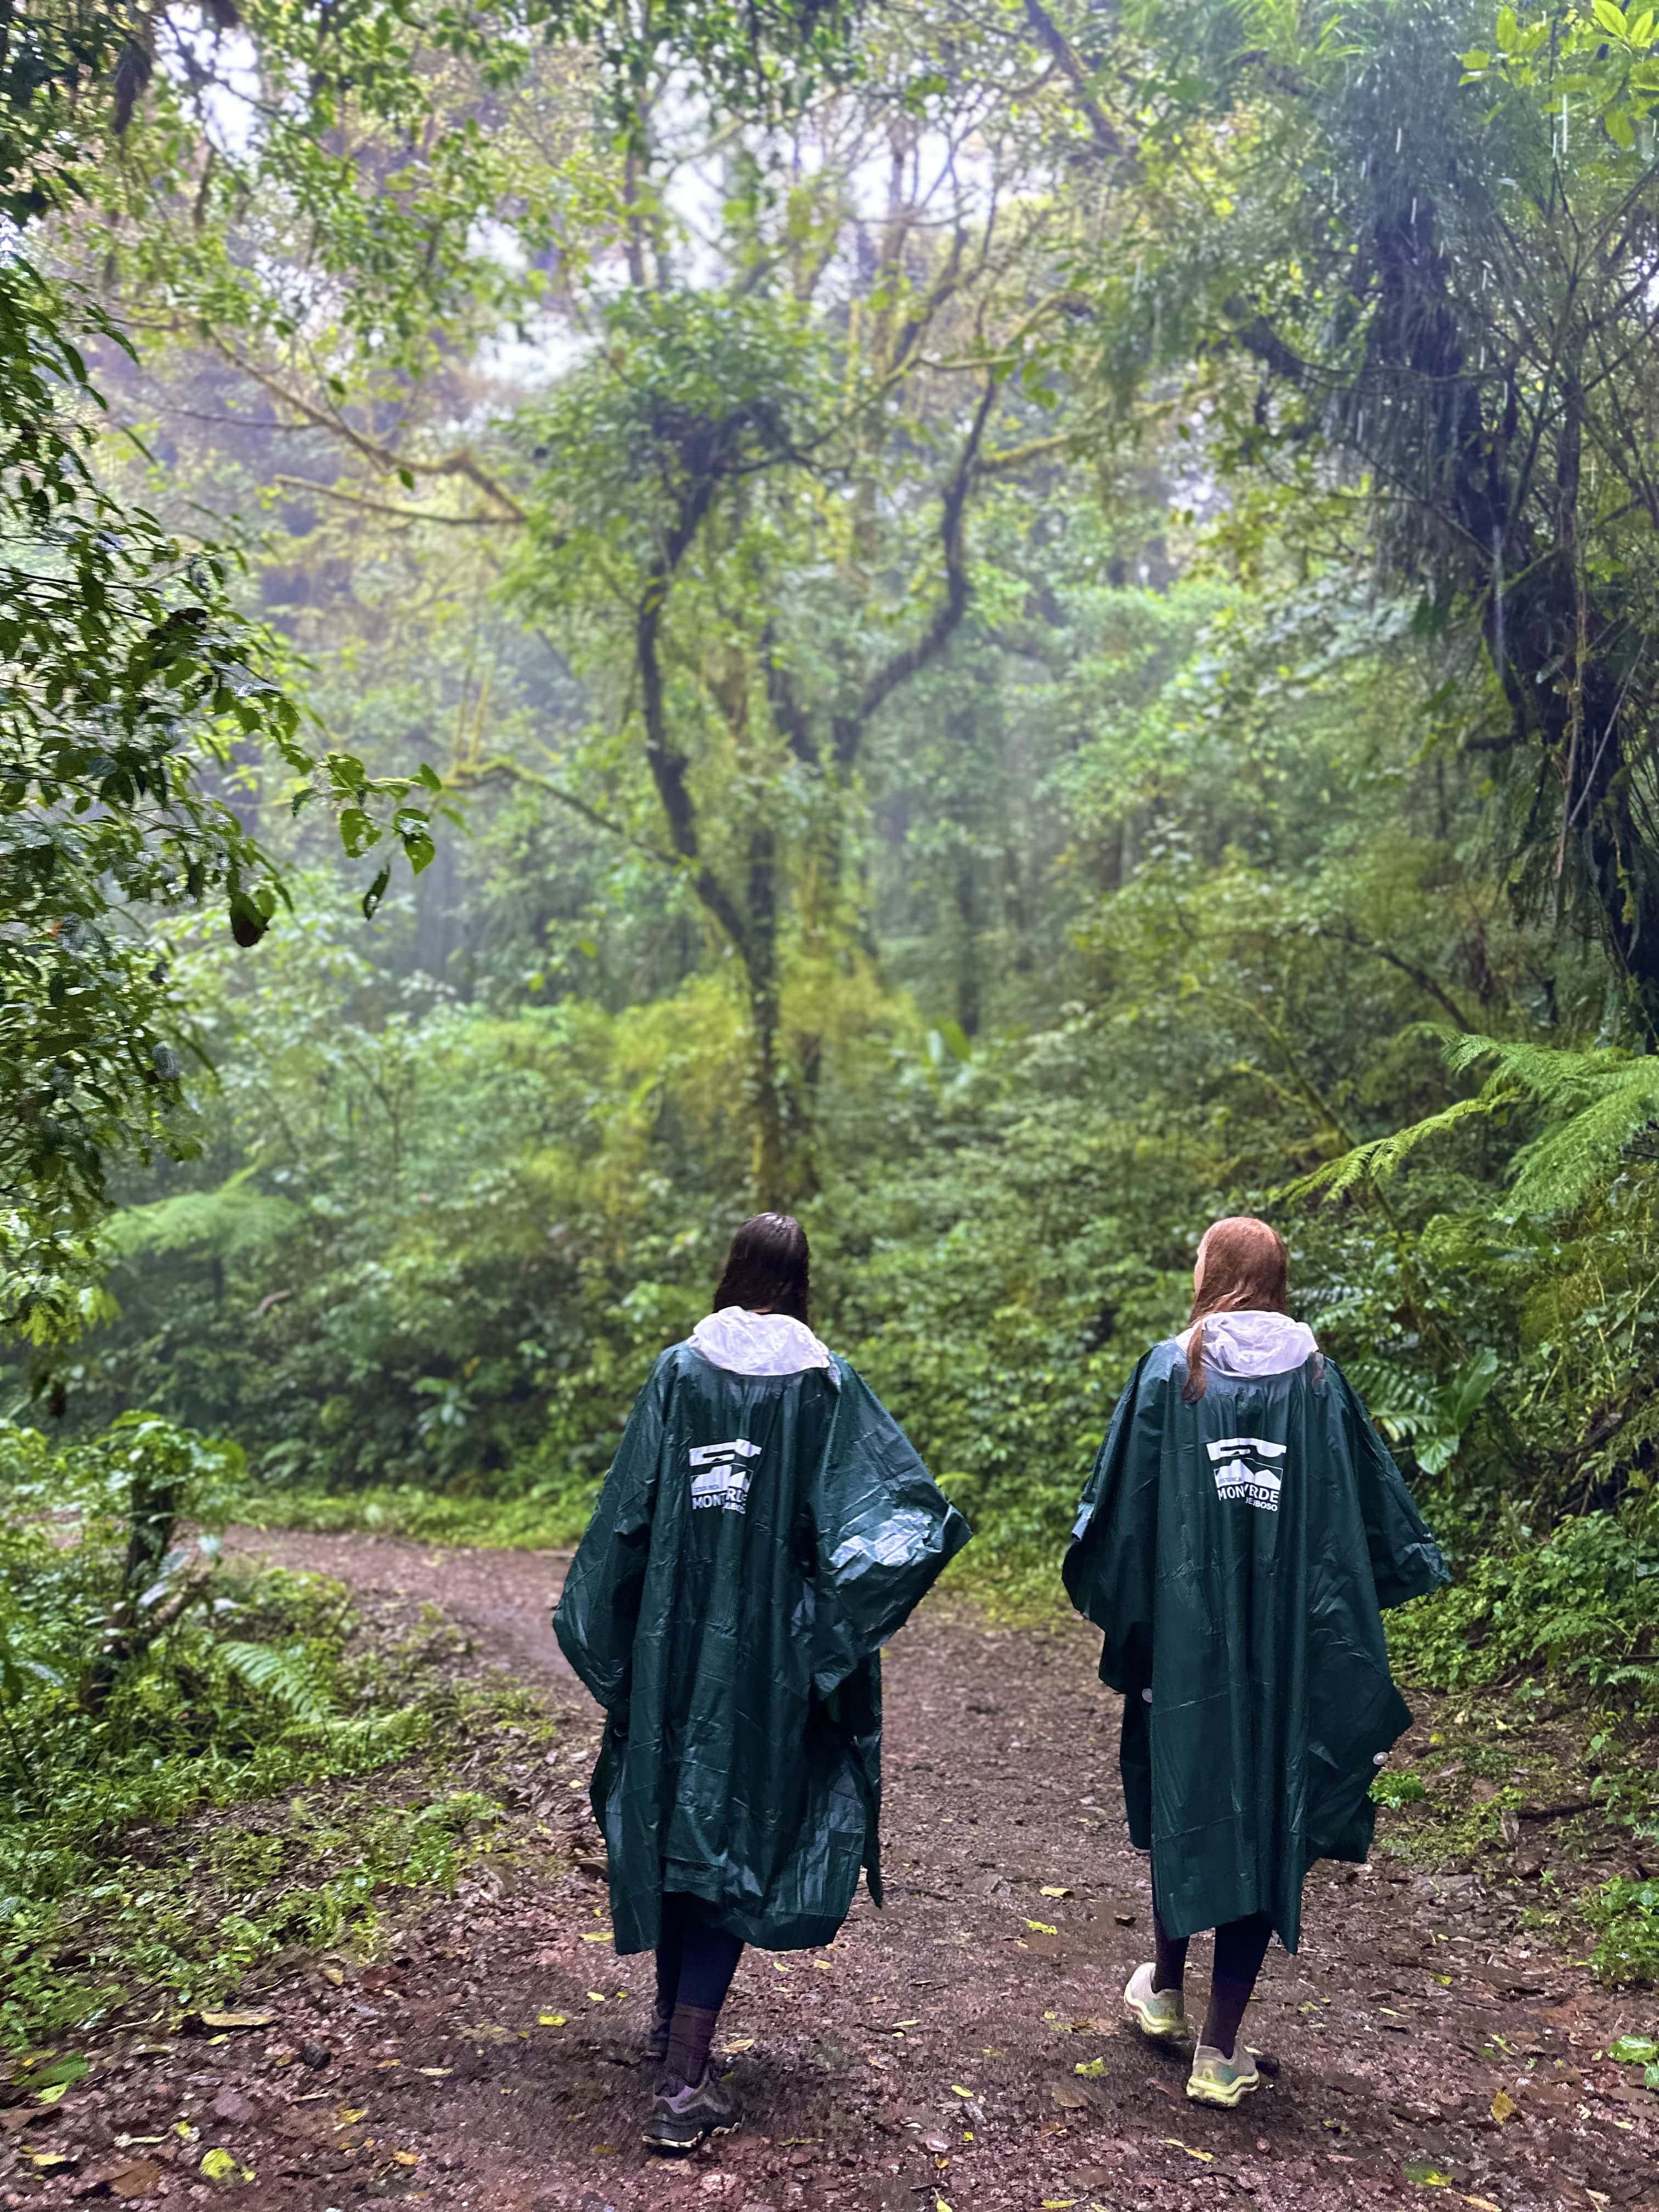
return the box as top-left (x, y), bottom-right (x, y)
top-left (1182, 1215), bottom-right (1289, 1402)
top-left (713, 1212), bottom-right (811, 1325)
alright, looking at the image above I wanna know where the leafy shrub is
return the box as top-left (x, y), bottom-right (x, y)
top-left (0, 1413), bottom-right (500, 2042)
top-left (1585, 1881), bottom-right (1659, 1990)
top-left (1387, 1510), bottom-right (1659, 1702)
top-left (1372, 1769), bottom-right (1426, 1807)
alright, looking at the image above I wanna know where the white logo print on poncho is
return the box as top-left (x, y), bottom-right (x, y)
top-left (689, 1438), bottom-right (761, 1514)
top-left (1206, 1435), bottom-right (1286, 1513)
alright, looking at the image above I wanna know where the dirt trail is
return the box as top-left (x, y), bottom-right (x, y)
top-left (222, 1528), bottom-right (578, 1686)
top-left (36, 1533), bottom-right (1659, 2212)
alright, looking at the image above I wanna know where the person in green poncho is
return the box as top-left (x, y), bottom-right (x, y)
top-left (1064, 1216), bottom-right (1447, 2111)
top-left (554, 1212), bottom-right (970, 2155)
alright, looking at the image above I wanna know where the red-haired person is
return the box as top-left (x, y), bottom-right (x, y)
top-left (555, 1213), bottom-right (969, 2154)
top-left (1064, 1217), bottom-right (1446, 2108)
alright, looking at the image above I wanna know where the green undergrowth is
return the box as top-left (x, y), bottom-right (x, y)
top-left (0, 1418), bottom-right (558, 2045)
top-left (1378, 1503), bottom-right (1659, 1986)
top-left (229, 1483), bottom-right (591, 1551)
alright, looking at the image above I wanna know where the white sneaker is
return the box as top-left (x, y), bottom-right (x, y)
top-left (1187, 2040), bottom-right (1261, 2107)
top-left (1124, 1960), bottom-right (1188, 2043)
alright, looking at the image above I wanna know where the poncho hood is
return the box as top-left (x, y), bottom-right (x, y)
top-left (688, 1306), bottom-right (833, 1375)
top-left (1180, 1309), bottom-right (1319, 1375)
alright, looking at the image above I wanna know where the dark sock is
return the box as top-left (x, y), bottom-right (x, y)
top-left (658, 1899), bottom-right (744, 2083)
top-left (1152, 1905), bottom-right (1189, 1998)
top-left (665, 2002), bottom-right (720, 2085)
top-left (1203, 1912), bottom-right (1274, 2058)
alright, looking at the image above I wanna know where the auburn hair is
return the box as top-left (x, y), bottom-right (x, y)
top-left (1182, 1216), bottom-right (1289, 1403)
top-left (713, 1211), bottom-right (811, 1325)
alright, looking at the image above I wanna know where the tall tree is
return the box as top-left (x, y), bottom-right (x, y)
top-left (1041, 0), bottom-right (1659, 1035)
top-left (112, 5), bottom-right (1116, 1200)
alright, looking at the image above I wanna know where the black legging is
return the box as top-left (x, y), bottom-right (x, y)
top-left (655, 1891), bottom-right (745, 2016)
top-left (1154, 1906), bottom-right (1274, 2058)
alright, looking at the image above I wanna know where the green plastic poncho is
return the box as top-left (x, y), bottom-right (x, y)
top-left (1063, 1339), bottom-right (1446, 1951)
top-left (554, 1336), bottom-right (970, 1956)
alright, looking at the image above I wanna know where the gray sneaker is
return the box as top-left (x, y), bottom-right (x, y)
top-left (643, 2066), bottom-right (741, 2154)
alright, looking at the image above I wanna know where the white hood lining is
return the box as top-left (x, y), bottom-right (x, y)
top-left (1180, 1309), bottom-right (1319, 1378)
top-left (688, 1306), bottom-right (833, 1376)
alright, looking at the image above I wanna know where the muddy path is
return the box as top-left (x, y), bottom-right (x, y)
top-left (27, 1533), bottom-right (1659, 2212)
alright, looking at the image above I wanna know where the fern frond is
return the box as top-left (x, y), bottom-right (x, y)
top-left (1282, 1091), bottom-right (1504, 1204)
top-left (217, 1640), bottom-right (332, 1725)
top-left (106, 1173), bottom-right (300, 1261)
top-left (1507, 1065), bottom-right (1659, 1213)
top-left (1290, 1031), bottom-right (1659, 1220)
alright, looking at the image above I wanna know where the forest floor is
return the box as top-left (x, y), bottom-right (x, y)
top-left (7, 1531), bottom-right (1657, 2212)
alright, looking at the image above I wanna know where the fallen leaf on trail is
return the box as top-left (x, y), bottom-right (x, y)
top-left (721, 2036), bottom-right (755, 2052)
top-left (335, 2107), bottom-right (368, 2127)
top-left (1073, 2058), bottom-right (1106, 2078)
top-left (1025, 1920), bottom-right (1059, 1935)
top-left (31, 2052), bottom-right (90, 2091)
top-left (417, 2067), bottom-right (452, 2077)
top-left (24, 2152), bottom-right (75, 2175)
top-left (1162, 2139), bottom-right (1213, 2164)
top-left (187, 2011), bottom-right (275, 2034)
top-left (950, 2084), bottom-right (975, 2097)
top-left (1403, 2163), bottom-right (1453, 2187)
top-left (465, 2022), bottom-right (515, 2042)
top-left (199, 2148), bottom-right (252, 2184)
top-left (321, 1966), bottom-right (344, 1988)
top-left (1042, 2200), bottom-right (1079, 2208)
top-left (538, 2013), bottom-right (567, 2027)
top-left (814, 1959), bottom-right (833, 1971)
top-left (35, 2081), bottom-right (70, 2104)
top-left (1490, 2089), bottom-right (1519, 2123)
top-left (1049, 2081), bottom-right (1090, 2112)
top-left (586, 1991), bottom-right (607, 2002)
top-left (934, 2198), bottom-right (953, 2212)
top-left (104, 2156), bottom-right (163, 2198)
top-left (1040, 1887), bottom-right (1071, 1899)
top-left (580, 1932), bottom-right (612, 1943)
top-left (1463, 2197), bottom-right (1504, 2210)
top-left (391, 2151), bottom-right (419, 2168)
top-left (594, 2145), bottom-right (619, 2155)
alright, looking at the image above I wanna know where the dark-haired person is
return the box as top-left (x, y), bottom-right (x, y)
top-left (1064, 1216), bottom-right (1447, 2108)
top-left (554, 1212), bottom-right (970, 2154)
